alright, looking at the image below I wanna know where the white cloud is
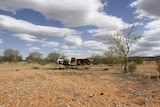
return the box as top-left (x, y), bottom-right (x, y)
top-left (0, 15), bottom-right (76, 37)
top-left (13, 34), bottom-right (39, 42)
top-left (0, 0), bottom-right (102, 26)
top-left (143, 20), bottom-right (160, 42)
top-left (41, 41), bottom-right (59, 47)
top-left (0, 38), bottom-right (3, 43)
top-left (1, 0), bottom-right (151, 57)
top-left (13, 33), bottom-right (59, 47)
top-left (60, 49), bottom-right (91, 58)
top-left (82, 40), bottom-right (108, 51)
top-left (61, 49), bottom-right (80, 57)
top-left (0, 0), bottom-right (127, 29)
top-left (130, 43), bottom-right (160, 56)
top-left (129, 0), bottom-right (160, 56)
top-left (130, 0), bottom-right (160, 19)
top-left (91, 12), bottom-right (128, 29)
top-left (61, 45), bottom-right (69, 49)
top-left (64, 35), bottom-right (82, 47)
top-left (144, 20), bottom-right (160, 30)
top-left (28, 47), bottom-right (41, 52)
top-left (129, 19), bottom-right (160, 56)
top-left (26, 44), bottom-right (32, 47)
top-left (59, 41), bottom-right (107, 58)
top-left (88, 28), bottom-right (115, 43)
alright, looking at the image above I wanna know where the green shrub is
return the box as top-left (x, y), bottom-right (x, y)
top-left (128, 56), bottom-right (144, 64)
top-left (155, 56), bottom-right (160, 74)
top-left (128, 62), bottom-right (136, 74)
top-left (32, 66), bottom-right (39, 69)
top-left (156, 63), bottom-right (160, 73)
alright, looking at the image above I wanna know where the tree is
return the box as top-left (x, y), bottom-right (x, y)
top-left (128, 56), bottom-right (144, 64)
top-left (109, 25), bottom-right (140, 73)
top-left (45, 52), bottom-right (61, 63)
top-left (0, 56), bottom-right (4, 63)
top-left (91, 54), bottom-right (103, 65)
top-left (155, 56), bottom-right (160, 73)
top-left (103, 47), bottom-right (121, 66)
top-left (59, 53), bottom-right (67, 59)
top-left (3, 48), bottom-right (22, 63)
top-left (26, 52), bottom-right (43, 63)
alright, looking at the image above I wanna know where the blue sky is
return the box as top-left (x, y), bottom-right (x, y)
top-left (0, 0), bottom-right (160, 59)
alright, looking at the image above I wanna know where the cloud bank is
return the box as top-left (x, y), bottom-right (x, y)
top-left (130, 0), bottom-right (160, 19)
top-left (0, 15), bottom-right (76, 37)
top-left (130, 0), bottom-right (160, 56)
top-left (0, 0), bottom-right (127, 29)
top-left (1, 0), bottom-right (159, 57)
top-left (13, 33), bottom-right (59, 47)
top-left (0, 38), bottom-right (3, 43)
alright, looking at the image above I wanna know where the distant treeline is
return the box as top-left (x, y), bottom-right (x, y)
top-left (91, 55), bottom-right (160, 65)
top-left (0, 48), bottom-right (160, 65)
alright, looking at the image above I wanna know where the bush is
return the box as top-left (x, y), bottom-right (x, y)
top-left (128, 62), bottom-right (136, 74)
top-left (155, 56), bottom-right (160, 73)
top-left (128, 56), bottom-right (144, 64)
top-left (156, 63), bottom-right (160, 73)
top-left (32, 66), bottom-right (39, 69)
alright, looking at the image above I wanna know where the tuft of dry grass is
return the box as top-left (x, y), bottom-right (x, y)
top-left (32, 66), bottom-right (40, 69)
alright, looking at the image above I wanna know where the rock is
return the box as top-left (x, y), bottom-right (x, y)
top-left (100, 93), bottom-right (104, 95)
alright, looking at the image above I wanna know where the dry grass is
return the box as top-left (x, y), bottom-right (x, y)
top-left (0, 63), bottom-right (160, 107)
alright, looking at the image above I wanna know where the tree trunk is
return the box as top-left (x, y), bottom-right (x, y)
top-left (123, 56), bottom-right (128, 74)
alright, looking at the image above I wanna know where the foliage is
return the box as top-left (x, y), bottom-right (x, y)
top-left (155, 56), bottom-right (160, 73)
top-left (26, 52), bottom-right (43, 63)
top-left (156, 64), bottom-right (160, 73)
top-left (128, 56), bottom-right (144, 64)
top-left (103, 47), bottom-right (121, 66)
top-left (32, 66), bottom-right (40, 69)
top-left (109, 25), bottom-right (140, 73)
top-left (59, 53), bottom-right (67, 59)
top-left (91, 52), bottom-right (121, 65)
top-left (128, 62), bottom-right (136, 74)
top-left (91, 54), bottom-right (103, 65)
top-left (0, 56), bottom-right (4, 63)
top-left (3, 48), bottom-right (22, 63)
top-left (45, 52), bottom-right (62, 63)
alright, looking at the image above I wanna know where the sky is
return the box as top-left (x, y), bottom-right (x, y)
top-left (0, 0), bottom-right (160, 59)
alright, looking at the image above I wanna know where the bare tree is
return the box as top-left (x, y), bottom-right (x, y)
top-left (109, 25), bottom-right (140, 73)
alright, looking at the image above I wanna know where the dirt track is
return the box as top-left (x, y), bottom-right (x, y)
top-left (0, 63), bottom-right (160, 107)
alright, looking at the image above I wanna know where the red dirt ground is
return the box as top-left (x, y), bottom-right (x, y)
top-left (0, 63), bottom-right (160, 107)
